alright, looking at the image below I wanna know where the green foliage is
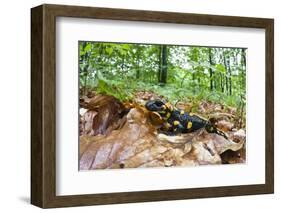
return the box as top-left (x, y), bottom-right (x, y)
top-left (79, 41), bottom-right (246, 108)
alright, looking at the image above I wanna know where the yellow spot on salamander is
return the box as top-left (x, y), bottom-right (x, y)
top-left (166, 112), bottom-right (171, 118)
top-left (164, 122), bottom-right (171, 128)
top-left (180, 110), bottom-right (184, 115)
top-left (173, 120), bottom-right (180, 126)
top-left (187, 122), bottom-right (192, 129)
top-left (165, 102), bottom-right (173, 111)
top-left (163, 112), bottom-right (171, 120)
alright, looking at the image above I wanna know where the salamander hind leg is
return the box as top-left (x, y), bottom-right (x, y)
top-left (205, 122), bottom-right (228, 139)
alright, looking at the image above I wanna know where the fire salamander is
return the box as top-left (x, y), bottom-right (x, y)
top-left (145, 99), bottom-right (228, 139)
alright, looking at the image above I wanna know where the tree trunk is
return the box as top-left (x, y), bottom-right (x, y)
top-left (223, 51), bottom-right (229, 95)
top-left (220, 73), bottom-right (224, 93)
top-left (83, 65), bottom-right (89, 96)
top-left (136, 46), bottom-right (140, 79)
top-left (226, 54), bottom-right (232, 96)
top-left (159, 45), bottom-right (168, 84)
top-left (208, 48), bottom-right (214, 91)
top-left (121, 55), bottom-right (125, 71)
top-left (241, 49), bottom-right (246, 90)
top-left (242, 49), bottom-right (247, 67)
top-left (158, 46), bottom-right (162, 82)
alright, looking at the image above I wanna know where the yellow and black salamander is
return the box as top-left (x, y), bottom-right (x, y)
top-left (145, 99), bottom-right (227, 139)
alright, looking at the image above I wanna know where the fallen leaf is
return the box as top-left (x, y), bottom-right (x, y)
top-left (80, 94), bottom-right (127, 136)
top-left (80, 110), bottom-right (97, 135)
top-left (216, 120), bottom-right (234, 132)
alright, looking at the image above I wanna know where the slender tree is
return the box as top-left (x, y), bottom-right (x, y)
top-left (136, 45), bottom-right (140, 79)
top-left (208, 48), bottom-right (214, 91)
top-left (226, 50), bottom-right (232, 96)
top-left (223, 49), bottom-right (229, 95)
top-left (159, 45), bottom-right (168, 84)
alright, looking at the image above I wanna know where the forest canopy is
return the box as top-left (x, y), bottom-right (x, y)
top-left (79, 41), bottom-right (246, 108)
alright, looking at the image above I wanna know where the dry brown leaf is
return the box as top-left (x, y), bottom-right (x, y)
top-left (80, 110), bottom-right (97, 135)
top-left (216, 120), bottom-right (234, 132)
top-left (80, 95), bottom-right (128, 136)
top-left (176, 101), bottom-right (193, 112)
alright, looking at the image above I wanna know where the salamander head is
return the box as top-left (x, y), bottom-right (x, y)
top-left (145, 99), bottom-right (165, 112)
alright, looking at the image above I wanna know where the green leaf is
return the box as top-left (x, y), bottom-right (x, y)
top-left (106, 47), bottom-right (113, 55)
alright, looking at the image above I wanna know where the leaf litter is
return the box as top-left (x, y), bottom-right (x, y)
top-left (79, 93), bottom-right (246, 170)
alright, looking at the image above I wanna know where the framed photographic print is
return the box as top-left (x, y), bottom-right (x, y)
top-left (31, 4), bottom-right (274, 208)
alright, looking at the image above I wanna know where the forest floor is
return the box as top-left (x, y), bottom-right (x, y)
top-left (79, 90), bottom-right (246, 170)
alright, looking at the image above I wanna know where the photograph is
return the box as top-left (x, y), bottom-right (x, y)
top-left (30, 4), bottom-right (274, 207)
top-left (79, 41), bottom-right (247, 170)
